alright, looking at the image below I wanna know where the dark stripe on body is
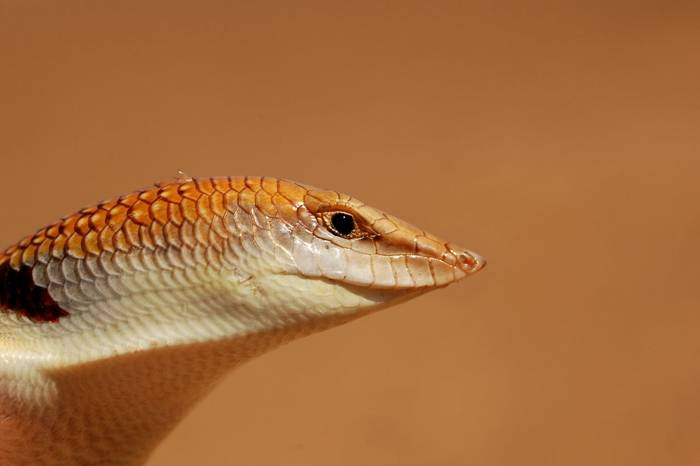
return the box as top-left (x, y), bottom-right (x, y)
top-left (0, 261), bottom-right (68, 323)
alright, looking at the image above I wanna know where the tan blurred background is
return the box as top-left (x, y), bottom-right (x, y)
top-left (1, 1), bottom-right (699, 465)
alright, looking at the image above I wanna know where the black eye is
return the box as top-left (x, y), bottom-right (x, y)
top-left (330, 212), bottom-right (356, 237)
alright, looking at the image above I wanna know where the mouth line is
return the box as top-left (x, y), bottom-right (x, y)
top-left (296, 273), bottom-right (454, 298)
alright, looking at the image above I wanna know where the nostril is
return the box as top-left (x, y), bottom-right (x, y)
top-left (458, 252), bottom-right (477, 269)
top-left (446, 243), bottom-right (486, 273)
top-left (465, 252), bottom-right (486, 272)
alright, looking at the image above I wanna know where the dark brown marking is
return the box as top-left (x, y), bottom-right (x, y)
top-left (0, 261), bottom-right (68, 323)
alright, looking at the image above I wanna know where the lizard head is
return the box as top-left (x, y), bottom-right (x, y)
top-left (245, 180), bottom-right (485, 323)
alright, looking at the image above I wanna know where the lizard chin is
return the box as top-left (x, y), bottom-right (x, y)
top-left (244, 273), bottom-right (432, 322)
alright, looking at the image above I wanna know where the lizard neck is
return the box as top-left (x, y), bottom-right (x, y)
top-left (0, 274), bottom-right (382, 466)
top-left (0, 331), bottom-right (294, 466)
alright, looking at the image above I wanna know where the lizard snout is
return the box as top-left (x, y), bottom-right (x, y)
top-left (447, 244), bottom-right (487, 274)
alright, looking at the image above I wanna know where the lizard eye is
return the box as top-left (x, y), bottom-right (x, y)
top-left (320, 210), bottom-right (374, 239)
top-left (330, 212), bottom-right (355, 237)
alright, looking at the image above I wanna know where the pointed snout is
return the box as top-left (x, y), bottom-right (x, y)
top-left (447, 243), bottom-right (487, 274)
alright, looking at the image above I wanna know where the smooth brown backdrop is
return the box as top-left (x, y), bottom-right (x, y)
top-left (1, 2), bottom-right (699, 465)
